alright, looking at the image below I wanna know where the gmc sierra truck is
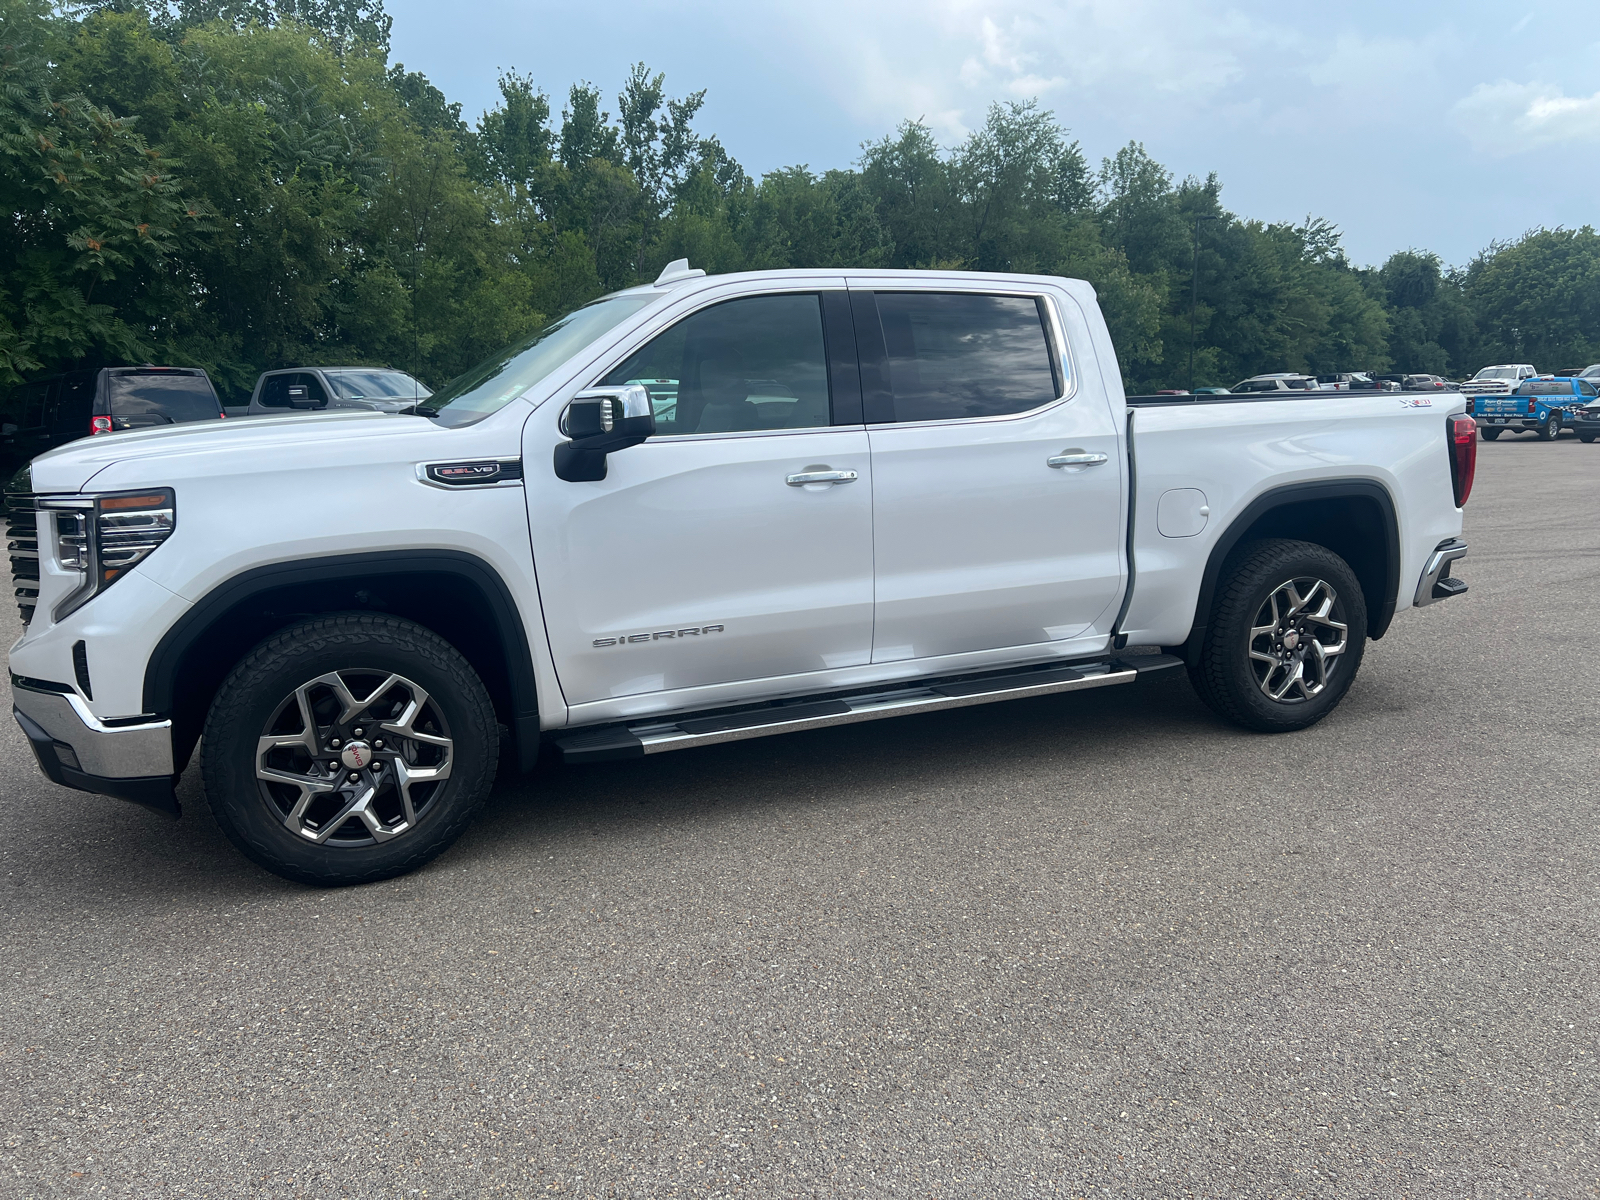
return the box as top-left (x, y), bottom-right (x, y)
top-left (6, 263), bottom-right (1476, 886)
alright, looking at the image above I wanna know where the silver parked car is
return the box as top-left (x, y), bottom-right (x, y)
top-left (1231, 373), bottom-right (1318, 393)
top-left (231, 367), bottom-right (432, 417)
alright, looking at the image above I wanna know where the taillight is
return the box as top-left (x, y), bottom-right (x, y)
top-left (89, 416), bottom-right (112, 435)
top-left (1448, 414), bottom-right (1477, 507)
top-left (1527, 398), bottom-right (1536, 414)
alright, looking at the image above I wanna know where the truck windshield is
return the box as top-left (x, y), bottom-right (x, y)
top-left (324, 370), bottom-right (432, 401)
top-left (424, 295), bottom-right (659, 427)
top-left (1474, 368), bottom-right (1519, 381)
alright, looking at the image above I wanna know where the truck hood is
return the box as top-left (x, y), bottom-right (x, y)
top-left (25, 411), bottom-right (436, 493)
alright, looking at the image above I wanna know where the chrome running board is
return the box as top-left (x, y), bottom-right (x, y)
top-left (553, 654), bottom-right (1183, 764)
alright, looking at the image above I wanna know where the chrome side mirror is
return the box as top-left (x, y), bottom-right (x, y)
top-left (554, 385), bottom-right (655, 482)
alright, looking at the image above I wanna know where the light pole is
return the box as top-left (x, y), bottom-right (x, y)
top-left (1189, 215), bottom-right (1221, 393)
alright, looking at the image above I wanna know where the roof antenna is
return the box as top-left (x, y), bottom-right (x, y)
top-left (654, 259), bottom-right (706, 286)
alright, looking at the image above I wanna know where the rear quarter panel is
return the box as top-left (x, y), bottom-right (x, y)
top-left (1120, 394), bottom-right (1467, 646)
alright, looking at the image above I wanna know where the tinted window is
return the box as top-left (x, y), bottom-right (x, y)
top-left (16, 382), bottom-right (50, 428)
top-left (53, 374), bottom-right (96, 434)
top-left (1580, 381), bottom-right (1598, 398)
top-left (602, 293), bottom-right (831, 435)
top-left (868, 293), bottom-right (1059, 422)
top-left (107, 373), bottom-right (220, 427)
top-left (259, 373), bottom-right (329, 408)
top-left (1517, 381), bottom-right (1575, 396)
top-left (1232, 380), bottom-right (1280, 393)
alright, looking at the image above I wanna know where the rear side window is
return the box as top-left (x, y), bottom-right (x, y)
top-left (869, 293), bottom-right (1060, 423)
top-left (1577, 381), bottom-right (1597, 398)
top-left (107, 373), bottom-right (221, 427)
top-left (1517, 381), bottom-right (1574, 396)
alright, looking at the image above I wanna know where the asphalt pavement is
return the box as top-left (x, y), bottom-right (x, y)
top-left (1, 436), bottom-right (1596, 1199)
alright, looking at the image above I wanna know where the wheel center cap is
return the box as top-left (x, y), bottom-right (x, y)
top-left (1282, 630), bottom-right (1300, 650)
top-left (340, 741), bottom-right (373, 770)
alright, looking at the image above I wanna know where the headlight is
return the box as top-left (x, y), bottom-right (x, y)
top-left (38, 488), bottom-right (175, 620)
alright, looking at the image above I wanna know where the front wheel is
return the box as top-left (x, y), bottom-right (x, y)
top-left (1188, 539), bottom-right (1368, 733)
top-left (201, 614), bottom-right (500, 885)
top-left (1538, 412), bottom-right (1561, 440)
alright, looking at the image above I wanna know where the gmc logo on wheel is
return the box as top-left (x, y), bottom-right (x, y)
top-left (593, 625), bottom-right (724, 647)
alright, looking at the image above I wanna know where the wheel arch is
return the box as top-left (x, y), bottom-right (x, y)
top-left (1173, 479), bottom-right (1400, 665)
top-left (144, 550), bottom-right (540, 776)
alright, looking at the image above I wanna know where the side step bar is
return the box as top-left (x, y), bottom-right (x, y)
top-left (553, 654), bottom-right (1184, 764)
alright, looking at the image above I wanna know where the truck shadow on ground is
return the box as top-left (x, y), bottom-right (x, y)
top-left (22, 672), bottom-right (1245, 903)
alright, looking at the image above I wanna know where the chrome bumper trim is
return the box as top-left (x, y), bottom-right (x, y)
top-left (10, 685), bottom-right (174, 776)
top-left (1414, 538), bottom-right (1469, 607)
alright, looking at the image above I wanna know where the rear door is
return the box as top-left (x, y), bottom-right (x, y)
top-left (852, 284), bottom-right (1125, 663)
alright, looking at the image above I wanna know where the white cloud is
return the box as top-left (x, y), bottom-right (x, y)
top-left (1453, 80), bottom-right (1600, 155)
top-left (763, 0), bottom-right (1277, 140)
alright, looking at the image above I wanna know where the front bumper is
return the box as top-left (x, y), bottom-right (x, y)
top-left (11, 680), bottom-right (177, 814)
top-left (1414, 539), bottom-right (1469, 607)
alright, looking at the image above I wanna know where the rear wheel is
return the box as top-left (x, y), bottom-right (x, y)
top-left (201, 614), bottom-right (499, 886)
top-left (1581, 434), bottom-right (1596, 444)
top-left (1188, 539), bottom-right (1367, 733)
top-left (1480, 427), bottom-right (1502, 441)
top-left (1539, 412), bottom-right (1561, 440)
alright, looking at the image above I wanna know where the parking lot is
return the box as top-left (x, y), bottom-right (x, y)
top-left (0, 439), bottom-right (1595, 1198)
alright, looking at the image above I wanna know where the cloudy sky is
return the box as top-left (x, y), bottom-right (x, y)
top-left (385, 0), bottom-right (1600, 267)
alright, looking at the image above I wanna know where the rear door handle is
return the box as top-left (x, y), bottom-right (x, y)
top-left (786, 468), bottom-right (858, 486)
top-left (1047, 452), bottom-right (1109, 468)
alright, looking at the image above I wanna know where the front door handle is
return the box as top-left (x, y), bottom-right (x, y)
top-left (1047, 452), bottom-right (1109, 469)
top-left (786, 468), bottom-right (859, 486)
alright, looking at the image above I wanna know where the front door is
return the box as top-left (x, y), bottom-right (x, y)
top-left (527, 288), bottom-right (875, 709)
top-left (854, 287), bottom-right (1126, 663)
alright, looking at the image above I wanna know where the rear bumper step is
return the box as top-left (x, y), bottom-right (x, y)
top-left (553, 653), bottom-right (1184, 764)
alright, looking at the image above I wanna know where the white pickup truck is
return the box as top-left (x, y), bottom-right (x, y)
top-left (6, 265), bottom-right (1477, 885)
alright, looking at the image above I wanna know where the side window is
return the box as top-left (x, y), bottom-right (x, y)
top-left (1580, 381), bottom-right (1597, 398)
top-left (601, 293), bottom-right (831, 436)
top-left (261, 373), bottom-right (326, 407)
top-left (259, 376), bottom-right (290, 407)
top-left (869, 292), bottom-right (1061, 423)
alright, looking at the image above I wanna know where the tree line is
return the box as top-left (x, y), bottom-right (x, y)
top-left (4, 0), bottom-right (1598, 400)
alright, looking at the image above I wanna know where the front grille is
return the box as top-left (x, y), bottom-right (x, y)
top-left (5, 492), bottom-right (40, 625)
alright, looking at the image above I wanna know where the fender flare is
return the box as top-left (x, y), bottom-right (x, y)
top-left (142, 549), bottom-right (541, 770)
top-left (1180, 479), bottom-right (1400, 663)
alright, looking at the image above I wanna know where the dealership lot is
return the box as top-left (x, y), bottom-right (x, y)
top-left (1, 441), bottom-right (1596, 1198)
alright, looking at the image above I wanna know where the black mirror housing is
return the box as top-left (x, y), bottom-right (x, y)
top-left (554, 385), bottom-right (655, 482)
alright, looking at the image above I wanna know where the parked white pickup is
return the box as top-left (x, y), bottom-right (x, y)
top-left (7, 264), bottom-right (1476, 884)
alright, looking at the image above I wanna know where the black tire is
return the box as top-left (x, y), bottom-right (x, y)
top-left (201, 614), bottom-right (500, 886)
top-left (1187, 539), bottom-right (1368, 733)
top-left (1538, 412), bottom-right (1560, 440)
top-left (1480, 427), bottom-right (1502, 441)
top-left (1581, 434), bottom-right (1596, 444)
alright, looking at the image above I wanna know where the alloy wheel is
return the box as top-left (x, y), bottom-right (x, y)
top-left (1246, 577), bottom-right (1349, 703)
top-left (255, 670), bottom-right (453, 846)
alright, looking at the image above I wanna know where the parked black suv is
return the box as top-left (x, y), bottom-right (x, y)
top-left (1, 366), bottom-right (224, 469)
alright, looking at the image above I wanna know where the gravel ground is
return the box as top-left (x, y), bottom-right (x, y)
top-left (1, 437), bottom-right (1596, 1199)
